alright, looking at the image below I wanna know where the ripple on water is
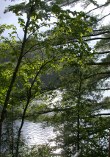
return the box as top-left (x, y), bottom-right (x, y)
top-left (15, 120), bottom-right (56, 146)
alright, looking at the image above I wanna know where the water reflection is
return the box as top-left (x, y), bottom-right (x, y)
top-left (15, 120), bottom-right (56, 146)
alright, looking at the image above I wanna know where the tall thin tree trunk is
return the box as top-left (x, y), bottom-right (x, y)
top-left (0, 7), bottom-right (31, 154)
top-left (15, 97), bottom-right (30, 157)
top-left (109, 130), bottom-right (110, 157)
top-left (0, 125), bottom-right (2, 155)
top-left (76, 73), bottom-right (82, 152)
top-left (15, 59), bottom-right (50, 157)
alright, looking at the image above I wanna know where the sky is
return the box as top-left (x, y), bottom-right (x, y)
top-left (0, 0), bottom-right (25, 38)
top-left (0, 1), bottom-right (23, 25)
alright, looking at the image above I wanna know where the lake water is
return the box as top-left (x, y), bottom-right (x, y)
top-left (15, 120), bottom-right (62, 155)
top-left (15, 120), bottom-right (56, 147)
top-left (14, 89), bottom-right (110, 157)
top-left (19, 89), bottom-right (110, 142)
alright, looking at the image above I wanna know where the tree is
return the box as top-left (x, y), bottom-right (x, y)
top-left (44, 1), bottom-right (110, 157)
top-left (1, 0), bottom-right (110, 156)
top-left (52, 60), bottom-right (110, 156)
top-left (0, 0), bottom-right (96, 156)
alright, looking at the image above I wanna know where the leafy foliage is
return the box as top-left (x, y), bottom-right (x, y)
top-left (0, 0), bottom-right (110, 157)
